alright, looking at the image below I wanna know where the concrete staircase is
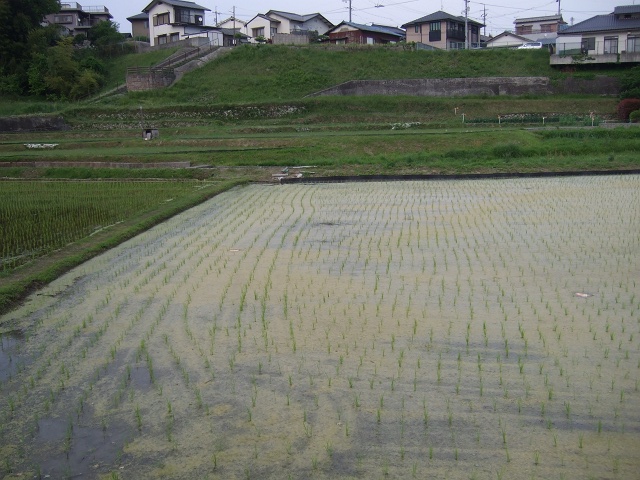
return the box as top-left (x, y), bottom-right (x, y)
top-left (126, 44), bottom-right (232, 92)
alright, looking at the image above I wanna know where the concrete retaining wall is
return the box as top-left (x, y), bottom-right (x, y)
top-left (0, 115), bottom-right (69, 133)
top-left (273, 34), bottom-right (309, 45)
top-left (0, 161), bottom-right (190, 169)
top-left (306, 76), bottom-right (619, 97)
top-left (126, 68), bottom-right (176, 92)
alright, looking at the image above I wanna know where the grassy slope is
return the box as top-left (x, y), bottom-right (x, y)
top-left (109, 45), bottom-right (618, 105)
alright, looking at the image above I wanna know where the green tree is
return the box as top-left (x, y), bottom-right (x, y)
top-left (0, 0), bottom-right (60, 70)
top-left (0, 0), bottom-right (60, 94)
top-left (88, 20), bottom-right (123, 49)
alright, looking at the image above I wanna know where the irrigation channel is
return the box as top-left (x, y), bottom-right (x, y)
top-left (1, 176), bottom-right (639, 479)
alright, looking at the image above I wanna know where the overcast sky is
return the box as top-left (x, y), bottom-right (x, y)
top-left (108, 0), bottom-right (624, 36)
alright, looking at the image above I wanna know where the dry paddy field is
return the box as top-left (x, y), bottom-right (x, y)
top-left (1, 176), bottom-right (639, 480)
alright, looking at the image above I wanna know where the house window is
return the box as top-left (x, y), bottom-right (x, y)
top-left (471, 25), bottom-right (478, 34)
top-left (53, 15), bottom-right (73, 24)
top-left (270, 27), bottom-right (278, 36)
top-left (414, 24), bottom-right (420, 33)
top-left (604, 36), bottom-right (618, 54)
top-left (581, 37), bottom-right (595, 52)
top-left (430, 21), bottom-right (441, 31)
top-left (628, 36), bottom-right (640, 52)
top-left (157, 34), bottom-right (167, 44)
top-left (540, 23), bottom-right (553, 33)
top-left (170, 32), bottom-right (180, 42)
top-left (517, 25), bottom-right (533, 34)
top-left (252, 27), bottom-right (265, 37)
top-left (153, 12), bottom-right (170, 26)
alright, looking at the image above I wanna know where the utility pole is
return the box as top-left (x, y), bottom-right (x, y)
top-left (481, 4), bottom-right (487, 38)
top-left (557, 0), bottom-right (561, 16)
top-left (343, 0), bottom-right (352, 22)
top-left (233, 6), bottom-right (236, 44)
top-left (464, 0), bottom-right (469, 49)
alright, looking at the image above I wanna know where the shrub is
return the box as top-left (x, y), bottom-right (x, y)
top-left (617, 98), bottom-right (640, 121)
top-left (630, 110), bottom-right (640, 123)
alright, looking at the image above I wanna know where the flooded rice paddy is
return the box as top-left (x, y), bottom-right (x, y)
top-left (1, 176), bottom-right (639, 479)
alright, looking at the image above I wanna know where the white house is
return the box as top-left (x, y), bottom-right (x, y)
top-left (552, 4), bottom-right (640, 64)
top-left (143, 0), bottom-right (214, 46)
top-left (244, 10), bottom-right (333, 42)
top-left (485, 31), bottom-right (533, 48)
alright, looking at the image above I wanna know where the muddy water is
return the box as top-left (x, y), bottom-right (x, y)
top-left (1, 177), bottom-right (639, 479)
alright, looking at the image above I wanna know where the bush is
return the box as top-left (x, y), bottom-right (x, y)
top-left (617, 98), bottom-right (640, 121)
top-left (630, 110), bottom-right (640, 123)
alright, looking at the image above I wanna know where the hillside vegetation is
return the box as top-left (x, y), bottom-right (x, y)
top-left (106, 45), bottom-right (616, 106)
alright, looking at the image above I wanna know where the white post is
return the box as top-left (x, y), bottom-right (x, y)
top-left (462, 113), bottom-right (465, 123)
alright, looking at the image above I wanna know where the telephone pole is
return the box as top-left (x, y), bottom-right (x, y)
top-left (343, 0), bottom-right (352, 22)
top-left (464, 0), bottom-right (469, 49)
top-left (481, 4), bottom-right (487, 38)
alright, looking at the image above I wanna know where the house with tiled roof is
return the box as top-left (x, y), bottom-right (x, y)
top-left (127, 12), bottom-right (150, 40)
top-left (326, 21), bottom-right (405, 44)
top-left (514, 14), bottom-right (567, 36)
top-left (43, 2), bottom-right (113, 37)
top-left (143, 0), bottom-right (212, 46)
top-left (244, 10), bottom-right (333, 43)
top-left (552, 4), bottom-right (640, 64)
top-left (401, 10), bottom-right (484, 49)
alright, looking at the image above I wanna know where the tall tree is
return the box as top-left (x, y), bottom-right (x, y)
top-left (0, 0), bottom-right (60, 70)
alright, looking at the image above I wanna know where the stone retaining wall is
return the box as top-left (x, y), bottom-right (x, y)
top-left (306, 76), bottom-right (619, 97)
top-left (0, 161), bottom-right (190, 169)
top-left (0, 115), bottom-right (69, 133)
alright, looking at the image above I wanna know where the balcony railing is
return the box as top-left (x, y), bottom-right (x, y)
top-left (551, 40), bottom-right (640, 65)
top-left (446, 29), bottom-right (465, 41)
top-left (83, 5), bottom-right (109, 13)
top-left (60, 2), bottom-right (82, 9)
top-left (555, 40), bottom-right (640, 56)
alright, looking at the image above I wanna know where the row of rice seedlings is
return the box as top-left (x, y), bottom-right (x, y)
top-left (0, 180), bottom-right (210, 271)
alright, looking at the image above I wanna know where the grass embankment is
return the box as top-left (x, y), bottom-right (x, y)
top-left (0, 179), bottom-right (245, 316)
top-left (115, 45), bottom-right (621, 105)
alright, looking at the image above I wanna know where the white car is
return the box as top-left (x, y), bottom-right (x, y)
top-left (518, 42), bottom-right (543, 49)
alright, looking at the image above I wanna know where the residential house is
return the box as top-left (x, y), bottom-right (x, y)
top-left (244, 11), bottom-right (333, 42)
top-left (217, 16), bottom-right (246, 31)
top-left (552, 4), bottom-right (640, 65)
top-left (127, 12), bottom-right (150, 40)
top-left (143, 0), bottom-right (211, 46)
top-left (485, 31), bottom-right (533, 48)
top-left (401, 11), bottom-right (484, 49)
top-left (514, 14), bottom-right (566, 36)
top-left (326, 21), bottom-right (405, 44)
top-left (43, 2), bottom-right (113, 37)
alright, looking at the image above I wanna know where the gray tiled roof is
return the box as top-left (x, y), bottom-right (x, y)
top-left (329, 21), bottom-right (405, 38)
top-left (514, 14), bottom-right (565, 24)
top-left (143, 0), bottom-right (209, 13)
top-left (613, 5), bottom-right (640, 15)
top-left (401, 10), bottom-right (484, 28)
top-left (127, 12), bottom-right (148, 21)
top-left (267, 10), bottom-right (333, 26)
top-left (559, 14), bottom-right (640, 34)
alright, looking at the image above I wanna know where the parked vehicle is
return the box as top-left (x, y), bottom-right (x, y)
top-left (518, 42), bottom-right (542, 49)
